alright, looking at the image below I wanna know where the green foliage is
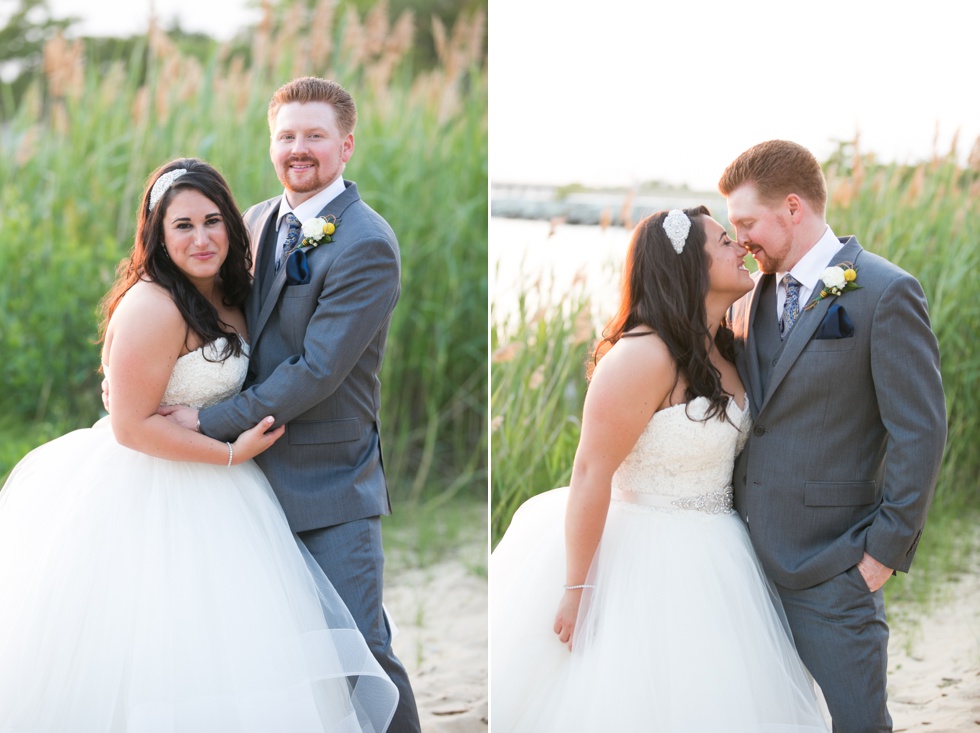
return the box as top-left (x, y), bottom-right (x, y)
top-left (0, 0), bottom-right (73, 116)
top-left (490, 270), bottom-right (593, 546)
top-left (0, 2), bottom-right (487, 504)
top-left (823, 152), bottom-right (980, 514)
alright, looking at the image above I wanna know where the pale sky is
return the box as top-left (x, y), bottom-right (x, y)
top-left (490, 0), bottom-right (979, 191)
top-left (46, 0), bottom-right (259, 40)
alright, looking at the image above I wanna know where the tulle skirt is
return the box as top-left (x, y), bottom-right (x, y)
top-left (0, 419), bottom-right (397, 732)
top-left (491, 487), bottom-right (828, 732)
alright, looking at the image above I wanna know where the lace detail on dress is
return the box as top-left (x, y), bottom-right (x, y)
top-left (611, 397), bottom-right (751, 515)
top-left (160, 337), bottom-right (249, 409)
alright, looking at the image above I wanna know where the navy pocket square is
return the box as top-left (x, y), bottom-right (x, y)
top-left (285, 249), bottom-right (310, 285)
top-left (814, 302), bottom-right (854, 339)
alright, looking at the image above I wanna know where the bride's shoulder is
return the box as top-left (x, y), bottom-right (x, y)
top-left (599, 329), bottom-right (672, 369)
top-left (108, 280), bottom-right (184, 338)
top-left (117, 280), bottom-right (178, 312)
top-left (592, 330), bottom-right (674, 392)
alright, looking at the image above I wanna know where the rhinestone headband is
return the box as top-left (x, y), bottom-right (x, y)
top-left (662, 209), bottom-right (691, 254)
top-left (148, 168), bottom-right (188, 212)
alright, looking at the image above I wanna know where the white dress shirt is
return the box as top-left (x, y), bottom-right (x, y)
top-left (273, 176), bottom-right (347, 265)
top-left (776, 226), bottom-right (844, 324)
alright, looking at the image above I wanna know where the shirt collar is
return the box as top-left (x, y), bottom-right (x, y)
top-left (778, 225), bottom-right (843, 291)
top-left (275, 176), bottom-right (347, 230)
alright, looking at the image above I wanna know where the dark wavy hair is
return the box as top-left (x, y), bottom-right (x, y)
top-left (591, 206), bottom-right (737, 422)
top-left (98, 158), bottom-right (252, 360)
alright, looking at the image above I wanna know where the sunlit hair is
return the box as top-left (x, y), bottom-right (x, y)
top-left (267, 76), bottom-right (357, 136)
top-left (718, 139), bottom-right (827, 215)
top-left (590, 206), bottom-right (736, 422)
top-left (98, 158), bottom-right (252, 361)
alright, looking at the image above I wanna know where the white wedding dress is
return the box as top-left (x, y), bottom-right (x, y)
top-left (0, 338), bottom-right (397, 732)
top-left (491, 397), bottom-right (828, 732)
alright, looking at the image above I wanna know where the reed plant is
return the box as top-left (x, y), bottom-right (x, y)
top-left (491, 139), bottom-right (980, 568)
top-left (824, 138), bottom-right (980, 514)
top-left (0, 1), bottom-right (488, 503)
top-left (490, 265), bottom-right (594, 545)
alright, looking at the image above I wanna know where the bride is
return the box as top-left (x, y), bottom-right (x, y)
top-left (0, 159), bottom-right (397, 732)
top-left (491, 207), bottom-right (828, 732)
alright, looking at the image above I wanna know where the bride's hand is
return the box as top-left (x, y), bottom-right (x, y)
top-left (231, 417), bottom-right (286, 464)
top-left (553, 589), bottom-right (582, 651)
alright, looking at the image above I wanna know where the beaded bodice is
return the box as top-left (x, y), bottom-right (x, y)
top-left (612, 397), bottom-right (751, 514)
top-left (159, 337), bottom-right (249, 409)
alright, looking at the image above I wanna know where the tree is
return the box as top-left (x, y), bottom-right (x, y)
top-left (0, 0), bottom-right (74, 116)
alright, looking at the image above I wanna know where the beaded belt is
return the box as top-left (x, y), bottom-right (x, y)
top-left (612, 487), bottom-right (734, 515)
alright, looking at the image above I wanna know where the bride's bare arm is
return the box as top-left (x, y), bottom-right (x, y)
top-left (103, 282), bottom-right (283, 464)
top-left (554, 335), bottom-right (674, 650)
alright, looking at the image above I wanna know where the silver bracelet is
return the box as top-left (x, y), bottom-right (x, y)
top-left (563, 584), bottom-right (594, 590)
top-left (226, 442), bottom-right (234, 467)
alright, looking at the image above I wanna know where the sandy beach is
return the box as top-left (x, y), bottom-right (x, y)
top-left (386, 540), bottom-right (489, 732)
top-left (889, 568), bottom-right (980, 732)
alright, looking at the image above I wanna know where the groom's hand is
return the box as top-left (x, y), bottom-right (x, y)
top-left (856, 552), bottom-right (893, 592)
top-left (158, 405), bottom-right (200, 432)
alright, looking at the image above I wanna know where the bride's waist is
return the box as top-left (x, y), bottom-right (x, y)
top-left (611, 487), bottom-right (733, 515)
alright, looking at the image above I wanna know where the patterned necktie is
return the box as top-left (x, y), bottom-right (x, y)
top-left (780, 274), bottom-right (802, 339)
top-left (276, 213), bottom-right (302, 271)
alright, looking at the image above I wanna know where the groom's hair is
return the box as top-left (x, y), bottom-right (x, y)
top-left (267, 76), bottom-right (358, 137)
top-left (718, 140), bottom-right (827, 215)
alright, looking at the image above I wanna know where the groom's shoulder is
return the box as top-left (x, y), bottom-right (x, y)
top-left (242, 196), bottom-right (280, 227)
top-left (851, 243), bottom-right (918, 289)
top-left (340, 192), bottom-right (398, 248)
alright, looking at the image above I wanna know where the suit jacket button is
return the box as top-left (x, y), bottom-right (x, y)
top-left (753, 425), bottom-right (766, 436)
top-left (246, 370), bottom-right (256, 381)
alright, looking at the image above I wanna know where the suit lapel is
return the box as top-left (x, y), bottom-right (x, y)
top-left (248, 203), bottom-right (281, 343)
top-left (759, 238), bottom-right (864, 413)
top-left (740, 272), bottom-right (769, 417)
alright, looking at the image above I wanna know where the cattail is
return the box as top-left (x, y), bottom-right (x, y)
top-left (572, 306), bottom-right (595, 346)
top-left (309, 0), bottom-right (336, 71)
top-left (968, 135), bottom-right (980, 172)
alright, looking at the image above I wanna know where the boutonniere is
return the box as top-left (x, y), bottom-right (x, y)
top-left (804, 262), bottom-right (860, 311)
top-left (300, 215), bottom-right (338, 248)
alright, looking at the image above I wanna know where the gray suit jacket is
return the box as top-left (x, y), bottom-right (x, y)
top-left (199, 181), bottom-right (399, 532)
top-left (731, 236), bottom-right (946, 589)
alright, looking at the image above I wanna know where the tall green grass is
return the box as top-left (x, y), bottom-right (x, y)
top-left (491, 145), bottom-right (980, 562)
top-left (490, 266), bottom-right (594, 545)
top-left (824, 147), bottom-right (980, 516)
top-left (0, 3), bottom-right (487, 503)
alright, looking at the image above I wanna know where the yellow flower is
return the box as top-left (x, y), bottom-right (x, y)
top-left (844, 268), bottom-right (857, 283)
top-left (323, 221), bottom-right (336, 236)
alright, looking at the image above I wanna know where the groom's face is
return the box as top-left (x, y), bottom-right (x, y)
top-left (270, 101), bottom-right (355, 206)
top-left (726, 184), bottom-right (794, 274)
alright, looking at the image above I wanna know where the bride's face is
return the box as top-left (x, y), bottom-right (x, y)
top-left (161, 188), bottom-right (229, 288)
top-left (703, 216), bottom-right (753, 300)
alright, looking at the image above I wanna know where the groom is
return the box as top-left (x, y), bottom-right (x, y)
top-left (720, 140), bottom-right (946, 732)
top-left (164, 77), bottom-right (420, 732)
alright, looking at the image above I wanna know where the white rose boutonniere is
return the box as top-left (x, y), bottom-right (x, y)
top-left (300, 215), bottom-right (338, 248)
top-left (804, 262), bottom-right (860, 311)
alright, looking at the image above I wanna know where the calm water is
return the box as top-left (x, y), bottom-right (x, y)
top-left (490, 217), bottom-right (631, 329)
